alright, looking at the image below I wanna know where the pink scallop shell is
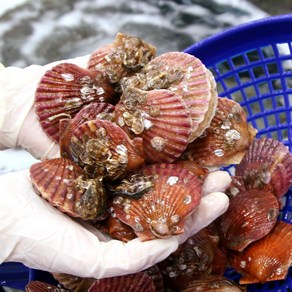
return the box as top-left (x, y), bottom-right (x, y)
top-left (35, 62), bottom-right (114, 142)
top-left (88, 272), bottom-right (156, 292)
top-left (59, 102), bottom-right (115, 159)
top-left (111, 163), bottom-right (202, 241)
top-left (236, 138), bottom-right (292, 198)
top-left (88, 33), bottom-right (156, 84)
top-left (122, 52), bottom-right (217, 141)
top-left (29, 158), bottom-right (107, 220)
top-left (115, 89), bottom-right (192, 163)
top-left (218, 189), bottom-right (279, 252)
top-left (70, 119), bottom-right (145, 179)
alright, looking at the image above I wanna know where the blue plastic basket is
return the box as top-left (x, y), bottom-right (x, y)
top-left (1, 14), bottom-right (292, 292)
top-left (185, 14), bottom-right (292, 291)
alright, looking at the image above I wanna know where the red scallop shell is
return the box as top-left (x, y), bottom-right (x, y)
top-left (59, 102), bottom-right (115, 159)
top-left (181, 98), bottom-right (257, 167)
top-left (29, 158), bottom-right (107, 220)
top-left (122, 52), bottom-right (218, 142)
top-left (218, 189), bottom-right (279, 252)
top-left (230, 221), bottom-right (292, 284)
top-left (69, 119), bottom-right (145, 179)
top-left (236, 137), bottom-right (292, 198)
top-left (25, 281), bottom-right (61, 292)
top-left (35, 63), bottom-right (114, 142)
top-left (115, 88), bottom-right (192, 163)
top-left (88, 272), bottom-right (156, 292)
top-left (88, 32), bottom-right (156, 84)
top-left (111, 163), bottom-right (202, 241)
top-left (158, 226), bottom-right (218, 290)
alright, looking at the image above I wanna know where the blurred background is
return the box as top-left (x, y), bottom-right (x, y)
top-left (0, 0), bottom-right (292, 175)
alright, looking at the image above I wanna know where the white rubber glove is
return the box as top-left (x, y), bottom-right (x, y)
top-left (0, 169), bottom-right (229, 279)
top-left (0, 56), bottom-right (90, 160)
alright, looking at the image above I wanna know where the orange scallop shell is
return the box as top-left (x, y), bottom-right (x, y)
top-left (236, 137), bottom-right (292, 198)
top-left (88, 272), bottom-right (156, 292)
top-left (181, 98), bottom-right (257, 167)
top-left (111, 163), bottom-right (202, 241)
top-left (59, 102), bottom-right (115, 160)
top-left (88, 32), bottom-right (156, 84)
top-left (218, 189), bottom-right (279, 252)
top-left (115, 88), bottom-right (192, 163)
top-left (122, 52), bottom-right (218, 142)
top-left (69, 119), bottom-right (145, 179)
top-left (35, 62), bottom-right (114, 142)
top-left (29, 158), bottom-right (107, 220)
top-left (229, 221), bottom-right (292, 284)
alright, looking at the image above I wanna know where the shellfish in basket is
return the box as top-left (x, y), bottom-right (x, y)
top-left (217, 189), bottom-right (279, 252)
top-left (121, 51), bottom-right (218, 142)
top-left (157, 225), bottom-right (219, 290)
top-left (35, 63), bottom-right (115, 142)
top-left (110, 163), bottom-right (202, 241)
top-left (229, 221), bottom-right (292, 284)
top-left (181, 97), bottom-right (257, 168)
top-left (88, 32), bottom-right (157, 85)
top-left (68, 119), bottom-right (145, 179)
top-left (29, 158), bottom-right (107, 221)
top-left (236, 137), bottom-right (292, 198)
top-left (114, 88), bottom-right (193, 163)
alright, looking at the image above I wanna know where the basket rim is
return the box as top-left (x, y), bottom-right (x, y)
top-left (184, 14), bottom-right (292, 66)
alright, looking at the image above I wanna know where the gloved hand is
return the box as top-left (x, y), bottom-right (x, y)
top-left (0, 56), bottom-right (90, 160)
top-left (0, 169), bottom-right (230, 279)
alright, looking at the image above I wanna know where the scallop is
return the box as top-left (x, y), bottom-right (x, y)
top-left (35, 63), bottom-right (114, 142)
top-left (236, 137), bottom-right (292, 198)
top-left (29, 158), bottom-right (107, 220)
top-left (69, 119), bottom-right (145, 179)
top-left (218, 189), bottom-right (279, 252)
top-left (229, 221), bottom-right (292, 284)
top-left (111, 163), bottom-right (202, 241)
top-left (121, 52), bottom-right (218, 142)
top-left (115, 88), bottom-right (192, 163)
top-left (59, 102), bottom-right (115, 160)
top-left (181, 98), bottom-right (257, 168)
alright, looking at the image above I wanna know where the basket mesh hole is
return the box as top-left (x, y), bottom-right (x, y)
top-left (249, 101), bottom-right (262, 114)
top-left (252, 66), bottom-right (266, 78)
top-left (254, 117), bottom-right (266, 130)
top-left (217, 60), bottom-right (231, 73)
top-left (278, 112), bottom-right (288, 124)
top-left (223, 75), bottom-right (238, 88)
top-left (266, 114), bottom-right (277, 126)
top-left (257, 82), bottom-right (270, 95)
top-left (277, 42), bottom-right (292, 56)
top-left (246, 49), bottom-right (261, 63)
top-left (232, 54), bottom-right (246, 68)
top-left (262, 97), bottom-right (274, 110)
top-left (285, 76), bottom-right (292, 88)
top-left (275, 95), bottom-right (285, 107)
top-left (267, 62), bottom-right (279, 75)
top-left (238, 70), bottom-right (252, 83)
top-left (244, 85), bottom-right (257, 99)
